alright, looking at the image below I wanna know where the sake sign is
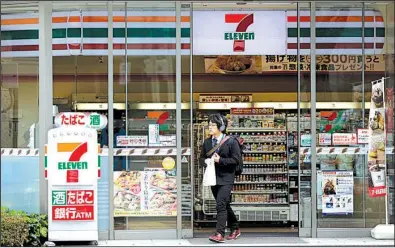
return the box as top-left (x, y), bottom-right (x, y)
top-left (46, 127), bottom-right (99, 242)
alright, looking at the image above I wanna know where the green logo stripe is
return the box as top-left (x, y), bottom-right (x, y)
top-left (288, 28), bottom-right (385, 38)
top-left (1, 28), bottom-right (191, 40)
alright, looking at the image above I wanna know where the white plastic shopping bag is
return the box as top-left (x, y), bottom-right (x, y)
top-left (203, 157), bottom-right (216, 186)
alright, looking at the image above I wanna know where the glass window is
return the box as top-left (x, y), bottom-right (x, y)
top-left (52, 1), bottom-right (110, 232)
top-left (314, 2), bottom-right (394, 229)
top-left (1, 2), bottom-right (39, 148)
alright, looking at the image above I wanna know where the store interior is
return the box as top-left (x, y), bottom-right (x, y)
top-left (1, 1), bottom-right (393, 237)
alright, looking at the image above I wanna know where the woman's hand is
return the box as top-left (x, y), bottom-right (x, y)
top-left (213, 153), bottom-right (220, 163)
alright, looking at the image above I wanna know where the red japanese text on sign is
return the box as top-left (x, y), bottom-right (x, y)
top-left (60, 113), bottom-right (87, 126)
top-left (52, 205), bottom-right (94, 221)
top-left (332, 133), bottom-right (357, 146)
top-left (66, 190), bottom-right (94, 205)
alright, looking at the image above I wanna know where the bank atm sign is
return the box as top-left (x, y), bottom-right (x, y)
top-left (52, 190), bottom-right (94, 221)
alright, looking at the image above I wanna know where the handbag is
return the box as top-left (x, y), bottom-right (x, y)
top-left (203, 157), bottom-right (216, 186)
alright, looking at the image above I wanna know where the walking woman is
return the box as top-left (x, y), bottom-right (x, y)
top-left (200, 113), bottom-right (242, 243)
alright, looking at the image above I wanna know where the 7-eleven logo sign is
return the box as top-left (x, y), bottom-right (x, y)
top-left (45, 142), bottom-right (101, 183)
top-left (224, 13), bottom-right (254, 52)
top-left (58, 142), bottom-right (88, 183)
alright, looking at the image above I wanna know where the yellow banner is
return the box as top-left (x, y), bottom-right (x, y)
top-left (262, 55), bottom-right (385, 72)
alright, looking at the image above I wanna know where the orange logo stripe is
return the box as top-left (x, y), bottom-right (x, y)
top-left (57, 143), bottom-right (81, 153)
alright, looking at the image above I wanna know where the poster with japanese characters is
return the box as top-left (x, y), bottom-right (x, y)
top-left (321, 171), bottom-right (353, 215)
top-left (261, 55), bottom-right (385, 72)
top-left (113, 168), bottom-right (177, 217)
top-left (52, 190), bottom-right (94, 221)
top-left (46, 127), bottom-right (99, 242)
top-left (54, 112), bottom-right (107, 130)
top-left (368, 79), bottom-right (387, 198)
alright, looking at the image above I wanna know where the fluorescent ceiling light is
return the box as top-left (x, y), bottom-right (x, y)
top-left (199, 102), bottom-right (252, 110)
top-left (75, 103), bottom-right (126, 110)
top-left (129, 103), bottom-right (192, 110)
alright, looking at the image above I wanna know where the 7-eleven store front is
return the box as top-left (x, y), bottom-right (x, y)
top-left (1, 1), bottom-right (394, 241)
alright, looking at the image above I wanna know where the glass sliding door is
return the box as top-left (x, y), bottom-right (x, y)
top-left (111, 1), bottom-right (184, 239)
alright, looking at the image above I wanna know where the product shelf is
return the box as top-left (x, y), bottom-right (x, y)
top-left (232, 191), bottom-right (288, 194)
top-left (231, 202), bottom-right (289, 205)
top-left (243, 161), bottom-right (287, 165)
top-left (235, 181), bottom-right (288, 184)
top-left (241, 172), bottom-right (289, 175)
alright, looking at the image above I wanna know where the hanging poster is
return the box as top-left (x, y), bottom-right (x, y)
top-left (113, 168), bottom-right (177, 217)
top-left (321, 171), bottom-right (353, 215)
top-left (367, 79), bottom-right (386, 198)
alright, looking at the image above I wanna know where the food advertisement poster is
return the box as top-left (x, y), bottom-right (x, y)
top-left (205, 55), bottom-right (385, 74)
top-left (368, 79), bottom-right (386, 198)
top-left (321, 171), bottom-right (353, 215)
top-left (262, 55), bottom-right (385, 72)
top-left (204, 56), bottom-right (262, 74)
top-left (114, 168), bottom-right (177, 217)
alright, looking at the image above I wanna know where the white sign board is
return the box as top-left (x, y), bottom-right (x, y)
top-left (357, 129), bottom-right (369, 144)
top-left (193, 11), bottom-right (287, 55)
top-left (319, 133), bottom-right (332, 146)
top-left (148, 124), bottom-right (160, 145)
top-left (46, 127), bottom-right (99, 242)
top-left (117, 135), bottom-right (148, 147)
top-left (332, 133), bottom-right (357, 146)
top-left (54, 112), bottom-right (107, 130)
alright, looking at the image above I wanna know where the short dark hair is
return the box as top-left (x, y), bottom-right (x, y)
top-left (208, 113), bottom-right (228, 133)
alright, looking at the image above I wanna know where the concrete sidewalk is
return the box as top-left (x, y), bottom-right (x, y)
top-left (99, 237), bottom-right (394, 247)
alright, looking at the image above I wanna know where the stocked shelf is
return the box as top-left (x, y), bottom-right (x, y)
top-left (228, 128), bottom-right (286, 132)
top-left (235, 181), bottom-right (288, 184)
top-left (244, 161), bottom-right (287, 165)
top-left (231, 202), bottom-right (289, 205)
top-left (232, 191), bottom-right (288, 194)
top-left (242, 172), bottom-right (288, 175)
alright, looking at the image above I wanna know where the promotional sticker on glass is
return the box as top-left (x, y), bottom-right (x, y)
top-left (321, 171), bottom-right (353, 215)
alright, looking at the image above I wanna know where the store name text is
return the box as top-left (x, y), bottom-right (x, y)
top-left (58, 161), bottom-right (88, 170)
top-left (224, 32), bottom-right (255, 40)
